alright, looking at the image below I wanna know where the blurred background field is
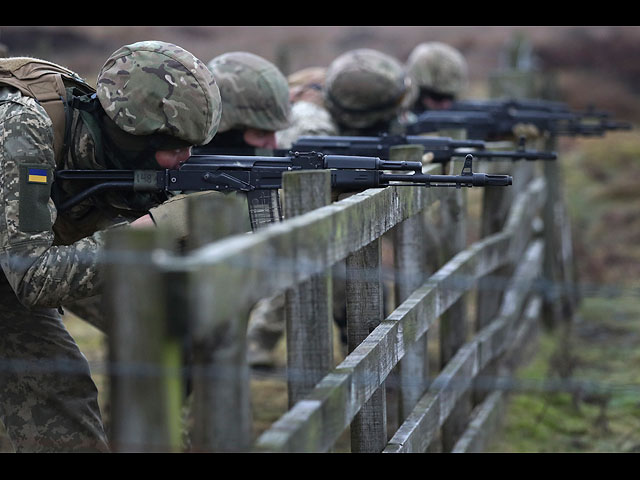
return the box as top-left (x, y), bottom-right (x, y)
top-left (2, 26), bottom-right (640, 124)
top-left (1, 25), bottom-right (639, 452)
top-left (487, 131), bottom-right (640, 452)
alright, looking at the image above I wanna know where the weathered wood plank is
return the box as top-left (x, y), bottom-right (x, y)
top-left (450, 391), bottom-right (505, 453)
top-left (253, 183), bottom-right (546, 452)
top-left (452, 295), bottom-right (543, 453)
top-left (105, 227), bottom-right (184, 452)
top-left (382, 342), bottom-right (478, 454)
top-left (439, 156), bottom-right (471, 452)
top-left (393, 212), bottom-right (430, 421)
top-left (346, 239), bottom-right (387, 452)
top-left (177, 165), bottom-right (444, 339)
top-left (187, 193), bottom-right (254, 452)
top-left (283, 170), bottom-right (334, 406)
top-left (384, 240), bottom-right (544, 452)
top-left (392, 146), bottom-right (431, 425)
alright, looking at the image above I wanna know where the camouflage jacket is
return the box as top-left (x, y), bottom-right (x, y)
top-left (0, 87), bottom-right (124, 308)
top-left (276, 101), bottom-right (337, 148)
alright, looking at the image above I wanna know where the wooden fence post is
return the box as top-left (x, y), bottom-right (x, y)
top-left (186, 192), bottom-right (254, 452)
top-left (473, 155), bottom-right (536, 406)
top-left (282, 170), bottom-right (334, 406)
top-left (390, 145), bottom-right (431, 423)
top-left (488, 39), bottom-right (574, 329)
top-left (435, 129), bottom-right (472, 452)
top-left (347, 238), bottom-right (386, 452)
top-left (541, 134), bottom-right (577, 327)
top-left (105, 226), bottom-right (184, 452)
top-left (476, 157), bottom-right (515, 331)
top-left (474, 60), bottom-right (542, 416)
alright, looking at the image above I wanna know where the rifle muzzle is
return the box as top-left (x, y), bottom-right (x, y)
top-left (606, 120), bottom-right (633, 131)
top-left (470, 173), bottom-right (513, 186)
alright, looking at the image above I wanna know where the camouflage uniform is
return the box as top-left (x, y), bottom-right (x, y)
top-left (277, 67), bottom-right (337, 148)
top-left (0, 41), bottom-right (220, 452)
top-left (276, 100), bottom-right (337, 149)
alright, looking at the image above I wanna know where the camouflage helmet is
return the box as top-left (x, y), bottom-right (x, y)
top-left (324, 48), bottom-right (410, 129)
top-left (406, 42), bottom-right (468, 97)
top-left (207, 51), bottom-right (291, 133)
top-left (96, 41), bottom-right (221, 146)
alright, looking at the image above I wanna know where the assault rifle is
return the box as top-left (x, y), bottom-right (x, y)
top-left (53, 151), bottom-right (512, 229)
top-left (191, 135), bottom-right (485, 160)
top-left (453, 98), bottom-right (633, 133)
top-left (406, 98), bottom-right (632, 140)
top-left (289, 133), bottom-right (557, 162)
top-left (453, 98), bottom-right (627, 123)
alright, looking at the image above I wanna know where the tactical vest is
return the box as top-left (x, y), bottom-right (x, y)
top-left (0, 57), bottom-right (96, 164)
top-left (0, 58), bottom-right (120, 244)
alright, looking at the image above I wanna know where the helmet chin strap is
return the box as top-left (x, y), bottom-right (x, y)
top-left (61, 92), bottom-right (168, 212)
top-left (58, 91), bottom-right (107, 170)
top-left (66, 91), bottom-right (191, 171)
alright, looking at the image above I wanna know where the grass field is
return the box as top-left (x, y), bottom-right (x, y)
top-left (486, 132), bottom-right (640, 452)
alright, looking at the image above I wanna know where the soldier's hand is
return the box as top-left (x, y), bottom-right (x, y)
top-left (147, 193), bottom-right (191, 239)
top-left (130, 214), bottom-right (155, 228)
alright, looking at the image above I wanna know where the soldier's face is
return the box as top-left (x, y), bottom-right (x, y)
top-left (154, 146), bottom-right (192, 169)
top-left (422, 96), bottom-right (453, 111)
top-left (243, 128), bottom-right (278, 149)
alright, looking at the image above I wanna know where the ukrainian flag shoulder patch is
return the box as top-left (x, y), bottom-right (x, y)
top-left (27, 168), bottom-right (49, 184)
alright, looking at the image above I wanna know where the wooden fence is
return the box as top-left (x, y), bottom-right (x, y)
top-left (101, 135), bottom-right (576, 452)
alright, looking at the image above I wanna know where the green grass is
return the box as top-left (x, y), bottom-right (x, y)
top-left (488, 296), bottom-right (640, 453)
top-left (487, 131), bottom-right (640, 453)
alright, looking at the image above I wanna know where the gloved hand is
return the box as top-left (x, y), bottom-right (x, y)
top-left (148, 191), bottom-right (224, 240)
top-left (511, 122), bottom-right (541, 140)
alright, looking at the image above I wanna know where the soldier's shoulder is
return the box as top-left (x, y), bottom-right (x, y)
top-left (0, 87), bottom-right (49, 123)
top-left (0, 87), bottom-right (52, 141)
top-left (0, 88), bottom-right (54, 156)
top-left (290, 101), bottom-right (334, 123)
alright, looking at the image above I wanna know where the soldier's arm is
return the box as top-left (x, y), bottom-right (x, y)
top-left (0, 96), bottom-right (114, 308)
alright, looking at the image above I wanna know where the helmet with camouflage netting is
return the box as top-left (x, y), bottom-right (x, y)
top-left (207, 51), bottom-right (291, 133)
top-left (324, 48), bottom-right (410, 129)
top-left (96, 40), bottom-right (221, 147)
top-left (406, 42), bottom-right (468, 98)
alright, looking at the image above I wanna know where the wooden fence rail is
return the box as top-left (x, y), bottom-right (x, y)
top-left (102, 140), bottom-right (565, 452)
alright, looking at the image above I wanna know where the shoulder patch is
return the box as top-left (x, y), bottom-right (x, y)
top-left (27, 167), bottom-right (50, 184)
top-left (19, 164), bottom-right (53, 232)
